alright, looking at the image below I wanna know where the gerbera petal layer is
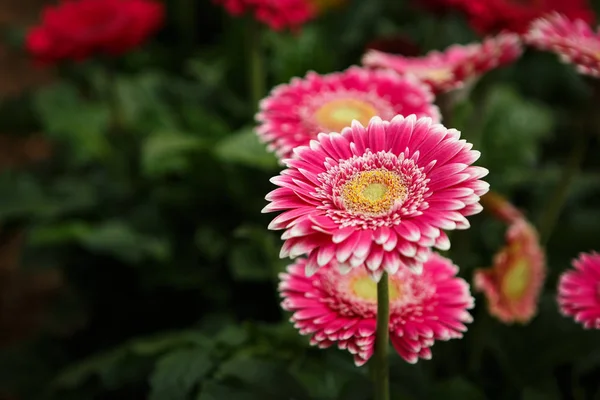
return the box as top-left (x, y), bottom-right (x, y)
top-left (265, 115), bottom-right (488, 279)
top-left (558, 252), bottom-right (600, 329)
top-left (526, 13), bottom-right (600, 78)
top-left (279, 253), bottom-right (474, 365)
top-left (256, 67), bottom-right (440, 160)
top-left (362, 33), bottom-right (523, 93)
top-left (474, 219), bottom-right (546, 324)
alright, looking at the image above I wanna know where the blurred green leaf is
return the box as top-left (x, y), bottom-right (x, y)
top-left (30, 220), bottom-right (169, 262)
top-left (112, 72), bottom-right (179, 131)
top-left (149, 347), bottom-right (213, 400)
top-left (227, 225), bottom-right (285, 282)
top-left (478, 85), bottom-right (554, 189)
top-left (431, 378), bottom-right (486, 400)
top-left (197, 381), bottom-right (262, 400)
top-left (267, 26), bottom-right (337, 83)
top-left (34, 82), bottom-right (110, 163)
top-left (218, 356), bottom-right (310, 399)
top-left (213, 128), bottom-right (278, 171)
top-left (53, 331), bottom-right (210, 391)
top-left (142, 131), bottom-right (207, 178)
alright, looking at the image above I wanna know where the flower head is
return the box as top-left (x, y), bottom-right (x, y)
top-left (362, 33), bottom-right (523, 93)
top-left (458, 0), bottom-right (594, 35)
top-left (526, 13), bottom-right (600, 78)
top-left (26, 0), bottom-right (164, 64)
top-left (474, 219), bottom-right (545, 324)
top-left (256, 67), bottom-right (440, 160)
top-left (558, 252), bottom-right (600, 329)
top-left (263, 115), bottom-right (489, 280)
top-left (279, 253), bottom-right (474, 365)
top-left (214, 0), bottom-right (315, 31)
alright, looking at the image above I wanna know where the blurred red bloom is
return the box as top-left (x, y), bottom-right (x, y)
top-left (458, 0), bottom-right (595, 34)
top-left (26, 0), bottom-right (164, 64)
top-left (215, 0), bottom-right (315, 31)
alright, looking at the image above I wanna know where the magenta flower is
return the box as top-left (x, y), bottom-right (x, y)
top-left (474, 219), bottom-right (546, 324)
top-left (279, 253), bottom-right (474, 366)
top-left (214, 0), bottom-right (315, 31)
top-left (263, 115), bottom-right (489, 280)
top-left (362, 33), bottom-right (523, 93)
top-left (526, 13), bottom-right (600, 78)
top-left (256, 67), bottom-right (440, 160)
top-left (558, 252), bottom-right (600, 329)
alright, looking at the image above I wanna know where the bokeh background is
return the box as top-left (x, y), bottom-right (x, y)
top-left (1, 0), bottom-right (600, 399)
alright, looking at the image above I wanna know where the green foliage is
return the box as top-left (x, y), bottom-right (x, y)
top-left (34, 82), bottom-right (111, 163)
top-left (1, 1), bottom-right (600, 400)
top-left (213, 127), bottom-right (279, 171)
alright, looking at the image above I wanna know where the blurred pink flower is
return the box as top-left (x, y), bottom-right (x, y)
top-left (526, 13), bottom-right (600, 78)
top-left (214, 0), bottom-right (315, 31)
top-left (362, 33), bottom-right (523, 93)
top-left (558, 252), bottom-right (600, 329)
top-left (474, 219), bottom-right (546, 324)
top-left (256, 67), bottom-right (440, 160)
top-left (459, 0), bottom-right (594, 35)
top-left (263, 115), bottom-right (489, 280)
top-left (279, 253), bottom-right (474, 366)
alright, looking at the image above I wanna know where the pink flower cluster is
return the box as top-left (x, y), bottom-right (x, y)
top-left (362, 33), bottom-right (523, 93)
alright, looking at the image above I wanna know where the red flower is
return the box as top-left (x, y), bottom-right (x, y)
top-left (458, 0), bottom-right (595, 34)
top-left (26, 0), bottom-right (164, 64)
top-left (215, 0), bottom-right (315, 31)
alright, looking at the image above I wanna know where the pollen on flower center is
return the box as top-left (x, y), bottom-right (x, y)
top-left (421, 68), bottom-right (454, 83)
top-left (341, 169), bottom-right (406, 216)
top-left (502, 259), bottom-right (531, 300)
top-left (314, 98), bottom-right (378, 132)
top-left (351, 275), bottom-right (400, 301)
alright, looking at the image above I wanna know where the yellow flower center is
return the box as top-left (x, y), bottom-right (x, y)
top-left (351, 275), bottom-right (400, 301)
top-left (416, 68), bottom-right (453, 83)
top-left (501, 259), bottom-right (531, 300)
top-left (341, 170), bottom-right (406, 216)
top-left (314, 98), bottom-right (378, 132)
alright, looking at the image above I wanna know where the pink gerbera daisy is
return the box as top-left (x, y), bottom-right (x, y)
top-left (474, 219), bottom-right (546, 324)
top-left (526, 13), bottom-right (600, 78)
top-left (256, 67), bottom-right (440, 160)
top-left (558, 252), bottom-right (600, 329)
top-left (263, 115), bottom-right (489, 280)
top-left (214, 0), bottom-right (315, 31)
top-left (362, 33), bottom-right (523, 93)
top-left (279, 253), bottom-right (474, 366)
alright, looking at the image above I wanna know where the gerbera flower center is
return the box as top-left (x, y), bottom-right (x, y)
top-left (351, 275), bottom-right (400, 301)
top-left (341, 170), bottom-right (407, 216)
top-left (314, 98), bottom-right (378, 132)
top-left (502, 259), bottom-right (531, 300)
top-left (420, 68), bottom-right (453, 83)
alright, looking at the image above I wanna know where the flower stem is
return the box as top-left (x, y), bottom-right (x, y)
top-left (247, 19), bottom-right (265, 111)
top-left (373, 272), bottom-right (390, 400)
top-left (537, 132), bottom-right (587, 245)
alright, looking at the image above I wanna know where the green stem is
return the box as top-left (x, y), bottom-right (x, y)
top-left (248, 19), bottom-right (265, 110)
top-left (537, 133), bottom-right (587, 245)
top-left (373, 272), bottom-right (390, 400)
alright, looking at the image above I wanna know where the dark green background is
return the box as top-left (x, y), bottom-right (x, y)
top-left (1, 0), bottom-right (600, 398)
